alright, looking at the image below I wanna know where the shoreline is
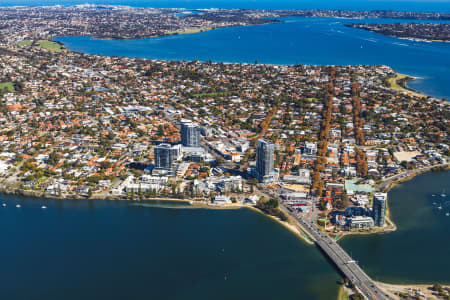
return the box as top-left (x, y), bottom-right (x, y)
top-left (334, 164), bottom-right (449, 241)
top-left (376, 281), bottom-right (450, 300)
top-left (249, 205), bottom-right (316, 245)
top-left (387, 72), bottom-right (427, 98)
top-left (0, 184), bottom-right (315, 244)
top-left (1, 168), bottom-right (449, 298)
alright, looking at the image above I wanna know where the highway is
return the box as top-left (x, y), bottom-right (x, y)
top-left (281, 206), bottom-right (392, 300)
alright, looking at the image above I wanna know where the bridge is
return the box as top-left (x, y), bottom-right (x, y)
top-left (283, 206), bottom-right (393, 300)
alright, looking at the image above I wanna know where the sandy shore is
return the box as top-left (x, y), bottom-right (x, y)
top-left (246, 206), bottom-right (315, 245)
top-left (376, 281), bottom-right (450, 300)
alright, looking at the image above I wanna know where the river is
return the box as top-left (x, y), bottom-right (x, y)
top-left (0, 197), bottom-right (340, 300)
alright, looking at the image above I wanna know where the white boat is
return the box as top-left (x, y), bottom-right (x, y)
top-left (41, 205), bottom-right (47, 209)
top-left (16, 204), bottom-right (21, 208)
top-left (446, 213), bottom-right (449, 217)
top-left (1, 203), bottom-right (6, 207)
top-left (438, 206), bottom-right (443, 210)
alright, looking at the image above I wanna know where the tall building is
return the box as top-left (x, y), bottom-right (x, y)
top-left (256, 139), bottom-right (275, 182)
top-left (170, 144), bottom-right (182, 161)
top-left (181, 120), bottom-right (200, 148)
top-left (372, 192), bottom-right (387, 227)
top-left (154, 143), bottom-right (173, 170)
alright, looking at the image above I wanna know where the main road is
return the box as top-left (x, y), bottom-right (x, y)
top-left (281, 205), bottom-right (393, 300)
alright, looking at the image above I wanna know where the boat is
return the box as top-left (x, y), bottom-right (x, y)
top-left (16, 204), bottom-right (21, 208)
top-left (437, 206), bottom-right (443, 210)
top-left (1, 203), bottom-right (6, 207)
top-left (441, 189), bottom-right (446, 198)
top-left (41, 205), bottom-right (47, 209)
top-left (446, 213), bottom-right (449, 217)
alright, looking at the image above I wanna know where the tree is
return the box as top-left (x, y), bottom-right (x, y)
top-left (432, 283), bottom-right (443, 293)
top-left (157, 125), bottom-right (164, 137)
top-left (215, 156), bottom-right (224, 166)
top-left (318, 199), bottom-right (326, 211)
top-left (255, 198), bottom-right (287, 221)
top-left (350, 293), bottom-right (364, 300)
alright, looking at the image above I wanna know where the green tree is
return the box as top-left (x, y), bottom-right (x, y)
top-left (349, 293), bottom-right (364, 300)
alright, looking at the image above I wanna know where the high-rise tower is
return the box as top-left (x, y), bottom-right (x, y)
top-left (372, 192), bottom-right (387, 227)
top-left (154, 143), bottom-right (173, 170)
top-left (181, 120), bottom-right (200, 148)
top-left (256, 139), bottom-right (274, 182)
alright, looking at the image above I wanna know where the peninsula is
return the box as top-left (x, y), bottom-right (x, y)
top-left (346, 23), bottom-right (450, 42)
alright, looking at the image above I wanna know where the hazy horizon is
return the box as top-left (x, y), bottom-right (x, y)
top-left (1, 0), bottom-right (450, 12)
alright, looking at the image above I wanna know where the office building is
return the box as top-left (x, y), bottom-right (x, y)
top-left (372, 192), bottom-right (387, 227)
top-left (181, 120), bottom-right (200, 148)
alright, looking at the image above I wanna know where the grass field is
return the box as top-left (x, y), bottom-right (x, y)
top-left (0, 82), bottom-right (14, 92)
top-left (387, 73), bottom-right (425, 97)
top-left (37, 40), bottom-right (63, 52)
top-left (17, 40), bottom-right (33, 46)
top-left (17, 40), bottom-right (64, 52)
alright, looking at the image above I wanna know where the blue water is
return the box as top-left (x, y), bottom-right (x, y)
top-left (0, 197), bottom-right (340, 300)
top-left (341, 171), bottom-right (450, 284)
top-left (56, 16), bottom-right (450, 99)
top-left (2, 0), bottom-right (450, 12)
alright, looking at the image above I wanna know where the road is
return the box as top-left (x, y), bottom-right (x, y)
top-left (281, 205), bottom-right (392, 300)
top-left (377, 163), bottom-right (449, 192)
